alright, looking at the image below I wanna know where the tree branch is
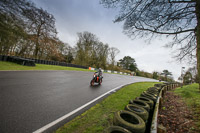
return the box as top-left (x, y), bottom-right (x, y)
top-left (134, 26), bottom-right (195, 35)
top-left (168, 0), bottom-right (195, 3)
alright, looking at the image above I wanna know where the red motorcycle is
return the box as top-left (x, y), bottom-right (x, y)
top-left (90, 72), bottom-right (103, 86)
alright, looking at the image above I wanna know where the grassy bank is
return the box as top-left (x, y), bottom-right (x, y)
top-left (0, 61), bottom-right (92, 71)
top-left (174, 83), bottom-right (200, 131)
top-left (0, 61), bottom-right (128, 75)
top-left (56, 82), bottom-right (158, 133)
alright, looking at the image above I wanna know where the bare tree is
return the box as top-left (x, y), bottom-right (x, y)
top-left (101, 0), bottom-right (200, 89)
top-left (74, 31), bottom-right (111, 68)
top-left (0, 0), bottom-right (60, 61)
top-left (109, 47), bottom-right (120, 69)
top-left (96, 42), bottom-right (109, 68)
top-left (24, 7), bottom-right (57, 59)
top-left (0, 0), bottom-right (33, 55)
top-left (74, 31), bottom-right (99, 66)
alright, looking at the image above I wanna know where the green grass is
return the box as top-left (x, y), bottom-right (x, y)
top-left (174, 84), bottom-right (200, 106)
top-left (56, 82), bottom-right (159, 133)
top-left (0, 61), bottom-right (128, 76)
top-left (174, 83), bottom-right (200, 131)
top-left (0, 61), bottom-right (93, 71)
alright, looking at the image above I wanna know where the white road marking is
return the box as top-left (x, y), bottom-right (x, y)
top-left (33, 84), bottom-right (128, 133)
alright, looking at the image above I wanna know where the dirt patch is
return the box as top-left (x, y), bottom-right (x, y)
top-left (158, 91), bottom-right (198, 133)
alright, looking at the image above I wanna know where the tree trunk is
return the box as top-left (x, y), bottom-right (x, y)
top-left (196, 0), bottom-right (200, 90)
top-left (34, 42), bottom-right (39, 59)
top-left (34, 25), bottom-right (42, 59)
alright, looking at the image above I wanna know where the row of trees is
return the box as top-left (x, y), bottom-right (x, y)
top-left (0, 0), bottom-right (175, 82)
top-left (179, 66), bottom-right (199, 84)
top-left (0, 0), bottom-right (123, 69)
top-left (73, 32), bottom-right (120, 69)
top-left (0, 0), bottom-right (61, 59)
top-left (0, 0), bottom-right (120, 67)
top-left (137, 70), bottom-right (174, 82)
top-left (117, 55), bottom-right (174, 82)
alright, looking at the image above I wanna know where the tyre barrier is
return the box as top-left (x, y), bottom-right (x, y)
top-left (0, 55), bottom-right (88, 69)
top-left (145, 89), bottom-right (157, 94)
top-left (104, 126), bottom-right (132, 133)
top-left (0, 55), bottom-right (8, 61)
top-left (135, 97), bottom-right (154, 110)
top-left (104, 83), bottom-right (180, 133)
top-left (0, 55), bottom-right (35, 66)
top-left (141, 92), bottom-right (157, 103)
top-left (113, 110), bottom-right (146, 133)
top-left (0, 55), bottom-right (3, 61)
top-left (124, 104), bottom-right (149, 123)
top-left (143, 91), bottom-right (158, 98)
top-left (147, 87), bottom-right (160, 93)
top-left (129, 99), bottom-right (150, 112)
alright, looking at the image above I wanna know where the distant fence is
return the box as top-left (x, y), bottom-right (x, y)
top-left (33, 58), bottom-right (88, 69)
top-left (89, 67), bottom-right (131, 75)
top-left (0, 55), bottom-right (88, 69)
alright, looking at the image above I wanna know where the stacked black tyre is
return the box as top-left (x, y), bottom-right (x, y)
top-left (104, 84), bottom-right (163, 133)
top-left (124, 104), bottom-right (149, 123)
top-left (0, 55), bottom-right (35, 66)
top-left (113, 110), bottom-right (146, 133)
top-left (104, 126), bottom-right (132, 133)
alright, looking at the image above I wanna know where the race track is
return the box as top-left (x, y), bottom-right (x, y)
top-left (0, 70), bottom-right (158, 133)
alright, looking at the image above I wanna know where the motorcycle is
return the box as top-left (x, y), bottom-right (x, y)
top-left (90, 72), bottom-right (103, 86)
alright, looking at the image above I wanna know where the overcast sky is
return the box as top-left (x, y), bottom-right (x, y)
top-left (33, 0), bottom-right (191, 80)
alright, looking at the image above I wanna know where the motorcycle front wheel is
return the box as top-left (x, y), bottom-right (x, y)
top-left (99, 79), bottom-right (102, 85)
top-left (90, 80), bottom-right (95, 86)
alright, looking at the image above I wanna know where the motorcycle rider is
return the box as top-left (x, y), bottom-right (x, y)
top-left (97, 68), bottom-right (102, 78)
top-left (95, 68), bottom-right (102, 80)
top-left (90, 68), bottom-right (103, 86)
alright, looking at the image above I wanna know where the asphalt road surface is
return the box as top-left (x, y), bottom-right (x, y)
top-left (0, 70), bottom-right (158, 133)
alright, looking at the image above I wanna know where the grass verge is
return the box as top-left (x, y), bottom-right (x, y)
top-left (0, 61), bottom-right (93, 71)
top-left (56, 82), bottom-right (158, 133)
top-left (174, 83), bottom-right (200, 132)
top-left (0, 61), bottom-right (128, 76)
